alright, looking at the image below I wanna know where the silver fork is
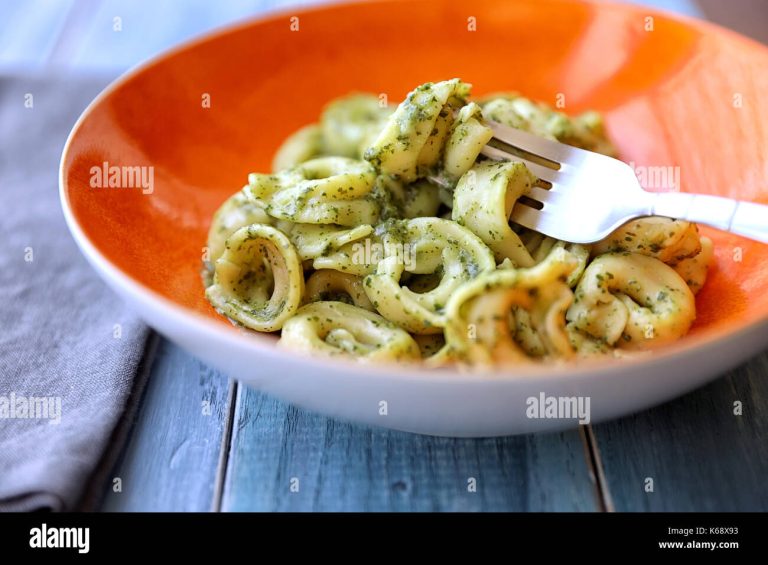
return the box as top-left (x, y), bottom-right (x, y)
top-left (479, 119), bottom-right (768, 244)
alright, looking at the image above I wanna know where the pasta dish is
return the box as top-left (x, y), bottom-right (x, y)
top-left (203, 79), bottom-right (712, 367)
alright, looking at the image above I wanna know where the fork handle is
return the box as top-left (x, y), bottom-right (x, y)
top-left (649, 192), bottom-right (768, 244)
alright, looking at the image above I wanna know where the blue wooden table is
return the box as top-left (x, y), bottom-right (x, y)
top-left (4, 0), bottom-right (767, 512)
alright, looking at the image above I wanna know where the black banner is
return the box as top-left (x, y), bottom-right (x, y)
top-left (0, 512), bottom-right (763, 558)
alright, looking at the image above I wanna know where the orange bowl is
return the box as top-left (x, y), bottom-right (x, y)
top-left (61, 0), bottom-right (768, 436)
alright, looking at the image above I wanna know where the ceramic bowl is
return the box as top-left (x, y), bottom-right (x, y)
top-left (61, 0), bottom-right (768, 436)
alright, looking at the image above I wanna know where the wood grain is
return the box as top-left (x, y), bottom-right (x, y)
top-left (101, 339), bottom-right (234, 511)
top-left (592, 351), bottom-right (768, 511)
top-left (220, 386), bottom-right (600, 511)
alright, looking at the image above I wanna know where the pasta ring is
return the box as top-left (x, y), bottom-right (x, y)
top-left (364, 79), bottom-right (470, 182)
top-left (320, 94), bottom-right (392, 158)
top-left (207, 188), bottom-right (272, 265)
top-left (278, 222), bottom-right (373, 262)
top-left (453, 160), bottom-right (538, 267)
top-left (304, 270), bottom-right (375, 311)
top-left (205, 224), bottom-right (304, 331)
top-left (592, 217), bottom-right (701, 265)
top-left (279, 301), bottom-right (420, 362)
top-left (444, 247), bottom-right (578, 365)
top-left (413, 334), bottom-right (453, 368)
top-left (363, 217), bottom-right (496, 334)
top-left (673, 236), bottom-right (713, 295)
top-left (271, 124), bottom-right (323, 172)
top-left (441, 102), bottom-right (494, 184)
top-left (566, 252), bottom-right (696, 348)
top-left (521, 235), bottom-right (591, 288)
top-left (248, 156), bottom-right (378, 226)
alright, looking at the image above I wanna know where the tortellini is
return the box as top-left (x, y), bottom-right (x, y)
top-left (444, 247), bottom-right (578, 365)
top-left (205, 224), bottom-right (304, 332)
top-left (304, 270), bottom-right (375, 311)
top-left (312, 225), bottom-right (385, 276)
top-left (248, 156), bottom-right (379, 226)
top-left (364, 79), bottom-right (472, 182)
top-left (592, 217), bottom-right (702, 265)
top-left (271, 94), bottom-right (392, 171)
top-left (277, 222), bottom-right (373, 261)
top-left (566, 253), bottom-right (696, 348)
top-left (363, 218), bottom-right (496, 334)
top-left (523, 237), bottom-right (591, 288)
top-left (481, 94), bottom-right (617, 156)
top-left (206, 188), bottom-right (272, 265)
top-left (413, 334), bottom-right (452, 367)
top-left (320, 94), bottom-right (392, 158)
top-left (673, 236), bottom-right (714, 295)
top-left (372, 177), bottom-right (441, 220)
top-left (279, 302), bottom-right (420, 362)
top-left (272, 125), bottom-right (323, 172)
top-left (441, 102), bottom-right (494, 184)
top-left (204, 78), bottom-right (713, 368)
top-left (452, 160), bottom-right (537, 267)
top-left (592, 217), bottom-right (711, 295)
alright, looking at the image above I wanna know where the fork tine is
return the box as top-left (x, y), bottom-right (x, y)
top-left (511, 202), bottom-right (596, 244)
top-left (480, 145), bottom-right (563, 184)
top-left (527, 186), bottom-right (557, 204)
top-left (487, 119), bottom-right (590, 166)
top-left (509, 203), bottom-right (547, 231)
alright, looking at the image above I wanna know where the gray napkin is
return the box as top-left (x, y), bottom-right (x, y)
top-left (0, 75), bottom-right (150, 511)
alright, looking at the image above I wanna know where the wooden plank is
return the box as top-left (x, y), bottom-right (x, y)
top-left (591, 350), bottom-right (768, 511)
top-left (220, 386), bottom-right (599, 512)
top-left (101, 339), bottom-right (235, 511)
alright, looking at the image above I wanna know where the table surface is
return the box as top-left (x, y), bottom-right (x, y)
top-left (4, 0), bottom-right (767, 511)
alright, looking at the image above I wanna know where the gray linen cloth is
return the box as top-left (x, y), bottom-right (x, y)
top-left (0, 75), bottom-right (150, 511)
